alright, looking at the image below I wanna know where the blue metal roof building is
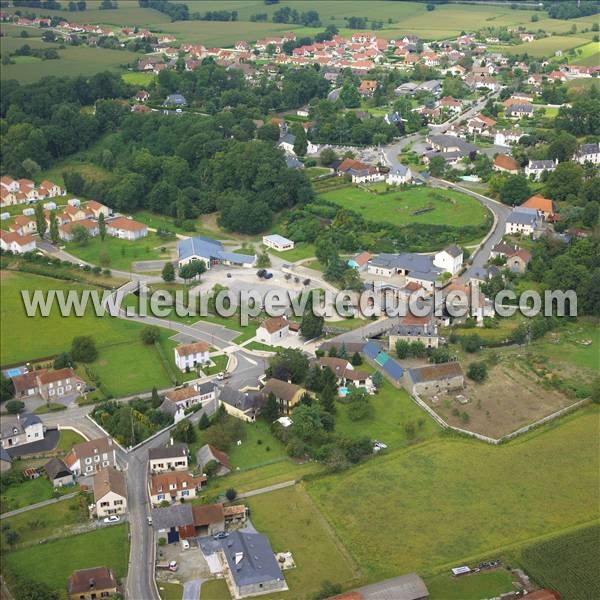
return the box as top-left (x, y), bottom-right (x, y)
top-left (177, 236), bottom-right (256, 269)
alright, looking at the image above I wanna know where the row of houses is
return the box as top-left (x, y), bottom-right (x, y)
top-left (0, 176), bottom-right (64, 208)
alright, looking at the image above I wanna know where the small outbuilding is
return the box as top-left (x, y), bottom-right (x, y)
top-left (44, 457), bottom-right (74, 488)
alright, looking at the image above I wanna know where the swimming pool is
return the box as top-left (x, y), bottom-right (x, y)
top-left (338, 386), bottom-right (349, 397)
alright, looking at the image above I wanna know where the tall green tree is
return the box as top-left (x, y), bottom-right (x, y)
top-left (49, 210), bottom-right (59, 244)
top-left (98, 212), bottom-right (106, 241)
top-left (34, 201), bottom-right (47, 239)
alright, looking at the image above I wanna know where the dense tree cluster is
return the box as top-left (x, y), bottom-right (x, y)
top-left (528, 237), bottom-right (600, 316)
top-left (546, 0), bottom-right (600, 19)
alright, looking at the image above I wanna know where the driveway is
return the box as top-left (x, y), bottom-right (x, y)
top-left (5, 428), bottom-right (60, 458)
top-left (183, 579), bottom-right (204, 600)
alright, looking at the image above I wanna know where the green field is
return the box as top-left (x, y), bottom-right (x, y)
top-left (504, 35), bottom-right (591, 58)
top-left (515, 524), bottom-right (600, 600)
top-left (307, 407), bottom-right (600, 581)
top-left (319, 184), bottom-right (489, 229)
top-left (245, 485), bottom-right (358, 599)
top-left (570, 41), bottom-right (600, 66)
top-left (197, 459), bottom-right (324, 503)
top-left (122, 71), bottom-right (156, 86)
top-left (1, 44), bottom-right (141, 83)
top-left (0, 272), bottom-right (184, 397)
top-left (3, 493), bottom-right (89, 545)
top-left (335, 382), bottom-right (440, 450)
top-left (1, 477), bottom-right (76, 514)
top-left (65, 232), bottom-right (174, 272)
top-left (426, 570), bottom-right (516, 600)
top-left (265, 242), bottom-right (316, 262)
top-left (4, 525), bottom-right (129, 594)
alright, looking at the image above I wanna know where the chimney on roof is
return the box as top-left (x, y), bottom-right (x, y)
top-left (170, 437), bottom-right (174, 446)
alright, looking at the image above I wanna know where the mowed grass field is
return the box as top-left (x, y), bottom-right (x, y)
top-left (319, 184), bottom-right (489, 228)
top-left (504, 35), bottom-right (591, 58)
top-left (1, 272), bottom-right (183, 395)
top-left (245, 485), bottom-right (358, 599)
top-left (570, 41), bottom-right (600, 66)
top-left (64, 233), bottom-right (174, 272)
top-left (0, 44), bottom-right (140, 83)
top-left (307, 406), bottom-right (600, 581)
top-left (4, 525), bottom-right (129, 594)
top-left (335, 382), bottom-right (440, 450)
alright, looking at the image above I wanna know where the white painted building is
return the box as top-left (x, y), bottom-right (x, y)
top-left (433, 244), bottom-right (463, 276)
top-left (263, 234), bottom-right (295, 252)
top-left (256, 317), bottom-right (290, 345)
top-left (93, 468), bottom-right (127, 518)
top-left (174, 341), bottom-right (210, 371)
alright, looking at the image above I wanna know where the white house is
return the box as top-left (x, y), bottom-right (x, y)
top-left (160, 382), bottom-right (216, 423)
top-left (256, 316), bottom-right (290, 345)
top-left (148, 471), bottom-right (206, 506)
top-left (65, 437), bottom-right (118, 477)
top-left (386, 165), bottom-right (413, 185)
top-left (575, 143), bottom-right (599, 165)
top-left (0, 231), bottom-right (36, 254)
top-left (106, 216), bottom-right (148, 240)
top-left (0, 414), bottom-right (44, 450)
top-left (525, 159), bottom-right (557, 181)
top-left (148, 443), bottom-right (189, 473)
top-left (174, 341), bottom-right (210, 371)
top-left (505, 207), bottom-right (541, 237)
top-left (92, 467), bottom-right (127, 519)
top-left (433, 244), bottom-right (463, 276)
top-left (263, 234), bottom-right (295, 252)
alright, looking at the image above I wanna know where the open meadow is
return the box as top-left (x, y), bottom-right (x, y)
top-left (245, 485), bottom-right (358, 599)
top-left (0, 43), bottom-right (140, 83)
top-left (307, 406), bottom-right (600, 581)
top-left (319, 184), bottom-right (489, 229)
top-left (3, 524), bottom-right (129, 594)
top-left (0, 271), bottom-right (186, 396)
top-left (503, 35), bottom-right (591, 58)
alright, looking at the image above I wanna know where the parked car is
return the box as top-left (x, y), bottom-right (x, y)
top-left (256, 269), bottom-right (266, 278)
top-left (103, 515), bottom-right (120, 524)
top-left (303, 278), bottom-right (311, 286)
top-left (264, 271), bottom-right (273, 279)
top-left (213, 531), bottom-right (229, 540)
top-left (181, 539), bottom-right (190, 550)
top-left (226, 272), bottom-right (232, 278)
top-left (147, 516), bottom-right (152, 526)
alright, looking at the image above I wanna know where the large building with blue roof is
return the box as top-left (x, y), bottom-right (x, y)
top-left (177, 236), bottom-right (256, 270)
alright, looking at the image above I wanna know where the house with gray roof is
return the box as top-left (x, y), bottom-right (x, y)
top-left (177, 236), bottom-right (256, 270)
top-left (407, 362), bottom-right (464, 396)
top-left (197, 443), bottom-right (231, 476)
top-left (367, 252), bottom-right (442, 290)
top-left (0, 447), bottom-right (12, 472)
top-left (0, 414), bottom-right (44, 450)
top-left (163, 93), bottom-right (187, 107)
top-left (219, 386), bottom-right (265, 422)
top-left (525, 159), bottom-right (557, 180)
top-left (199, 531), bottom-right (287, 597)
top-left (44, 457), bottom-right (74, 488)
top-left (278, 132), bottom-right (296, 155)
top-left (152, 504), bottom-right (195, 543)
top-left (505, 207), bottom-right (542, 237)
top-left (387, 164), bottom-right (413, 185)
top-left (575, 142), bottom-right (599, 165)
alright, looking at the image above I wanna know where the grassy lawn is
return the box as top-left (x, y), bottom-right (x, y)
top-left (0, 271), bottom-right (187, 396)
top-left (197, 459), bottom-right (324, 503)
top-left (34, 403), bottom-right (67, 414)
top-left (122, 71), bottom-right (156, 86)
top-left (4, 525), bottom-right (129, 594)
top-left (3, 493), bottom-right (89, 545)
top-left (203, 353), bottom-right (229, 376)
top-left (319, 184), bottom-right (488, 229)
top-left (55, 430), bottom-right (87, 454)
top-left (200, 579), bottom-right (231, 600)
top-left (335, 382), bottom-right (440, 450)
top-left (265, 243), bottom-right (315, 262)
top-left (570, 41), bottom-right (600, 66)
top-left (1, 477), bottom-right (77, 513)
top-left (226, 419), bottom-right (287, 470)
top-left (245, 485), bottom-right (358, 599)
top-left (65, 233), bottom-right (174, 272)
top-left (303, 259), bottom-right (325, 272)
top-left (158, 581), bottom-right (184, 600)
top-left (503, 35), bottom-right (591, 58)
top-left (305, 167), bottom-right (331, 179)
top-left (307, 406), bottom-right (600, 582)
top-left (0, 45), bottom-right (141, 83)
top-left (425, 570), bottom-right (516, 600)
